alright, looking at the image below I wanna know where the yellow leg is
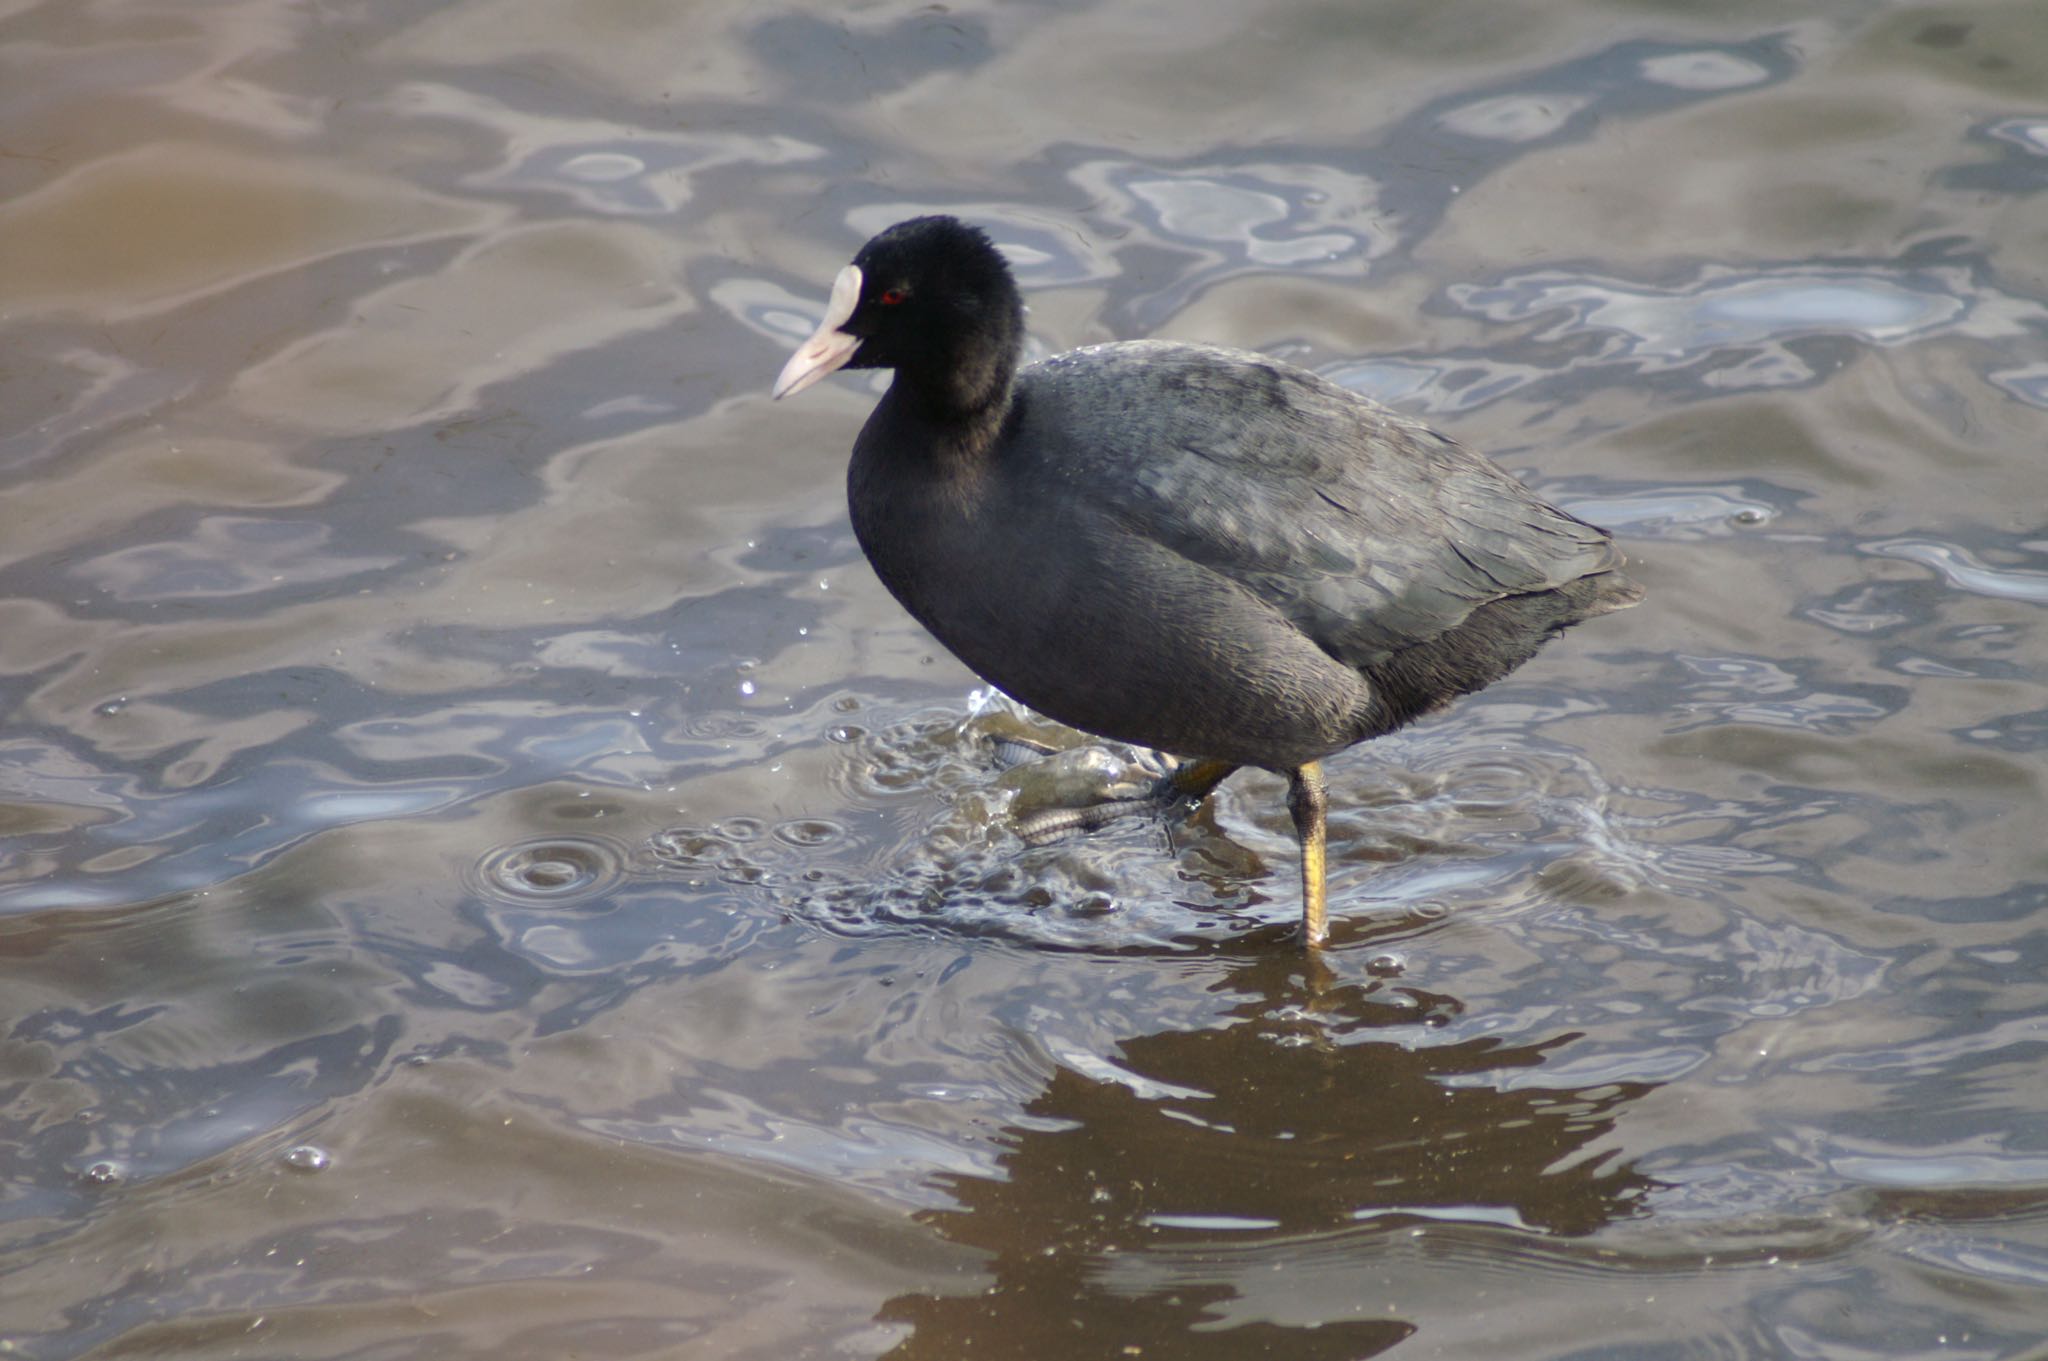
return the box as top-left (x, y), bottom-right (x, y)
top-left (1287, 762), bottom-right (1328, 948)
top-left (1165, 758), bottom-right (1237, 801)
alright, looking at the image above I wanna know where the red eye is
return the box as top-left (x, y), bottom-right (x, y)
top-left (878, 288), bottom-right (908, 305)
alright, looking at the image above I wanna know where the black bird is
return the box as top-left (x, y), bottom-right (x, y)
top-left (774, 216), bottom-right (1641, 946)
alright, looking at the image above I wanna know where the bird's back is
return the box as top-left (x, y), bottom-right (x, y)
top-left (1008, 340), bottom-right (1635, 666)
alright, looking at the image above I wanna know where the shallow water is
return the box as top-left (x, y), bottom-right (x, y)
top-left (4, 1), bottom-right (2047, 1357)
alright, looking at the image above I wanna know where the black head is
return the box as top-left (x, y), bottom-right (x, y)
top-left (773, 215), bottom-right (1025, 417)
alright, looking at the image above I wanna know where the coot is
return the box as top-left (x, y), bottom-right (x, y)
top-left (774, 216), bottom-right (1641, 946)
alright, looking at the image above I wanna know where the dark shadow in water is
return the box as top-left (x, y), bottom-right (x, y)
top-left (876, 956), bottom-right (1658, 1358)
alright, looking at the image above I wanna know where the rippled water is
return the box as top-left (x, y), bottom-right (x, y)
top-left (4, 2), bottom-right (2047, 1357)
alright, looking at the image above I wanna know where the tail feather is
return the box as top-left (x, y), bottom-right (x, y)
top-left (1359, 567), bottom-right (1642, 734)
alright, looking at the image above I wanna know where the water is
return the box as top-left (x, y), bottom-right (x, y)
top-left (3, 2), bottom-right (2046, 1357)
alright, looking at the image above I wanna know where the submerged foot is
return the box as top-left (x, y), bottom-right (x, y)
top-left (988, 734), bottom-right (1210, 845)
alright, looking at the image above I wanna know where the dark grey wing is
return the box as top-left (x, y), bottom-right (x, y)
top-left (1018, 342), bottom-right (1621, 669)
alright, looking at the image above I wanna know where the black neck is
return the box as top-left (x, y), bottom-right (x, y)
top-left (870, 375), bottom-right (1013, 468)
top-left (887, 320), bottom-right (1021, 454)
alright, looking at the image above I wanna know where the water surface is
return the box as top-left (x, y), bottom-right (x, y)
top-left (4, 2), bottom-right (2047, 1357)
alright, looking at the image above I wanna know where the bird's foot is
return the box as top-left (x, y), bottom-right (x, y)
top-left (987, 734), bottom-right (1199, 846)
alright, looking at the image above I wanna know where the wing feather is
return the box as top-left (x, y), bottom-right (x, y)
top-left (1013, 341), bottom-right (1619, 669)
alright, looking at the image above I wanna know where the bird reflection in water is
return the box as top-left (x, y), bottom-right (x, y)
top-left (874, 954), bottom-right (1658, 1359)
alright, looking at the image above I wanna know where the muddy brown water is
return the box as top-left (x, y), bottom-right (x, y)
top-left (4, 2), bottom-right (2047, 1357)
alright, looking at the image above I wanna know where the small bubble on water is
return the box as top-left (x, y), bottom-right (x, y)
top-left (474, 837), bottom-right (621, 904)
top-left (1366, 954), bottom-right (1404, 977)
top-left (525, 860), bottom-right (581, 889)
top-left (283, 1145), bottom-right (331, 1173)
top-left (775, 819), bottom-right (844, 847)
top-left (1731, 507), bottom-right (1769, 526)
top-left (82, 1160), bottom-right (123, 1185)
top-left (94, 698), bottom-right (127, 717)
top-left (739, 680), bottom-right (756, 696)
